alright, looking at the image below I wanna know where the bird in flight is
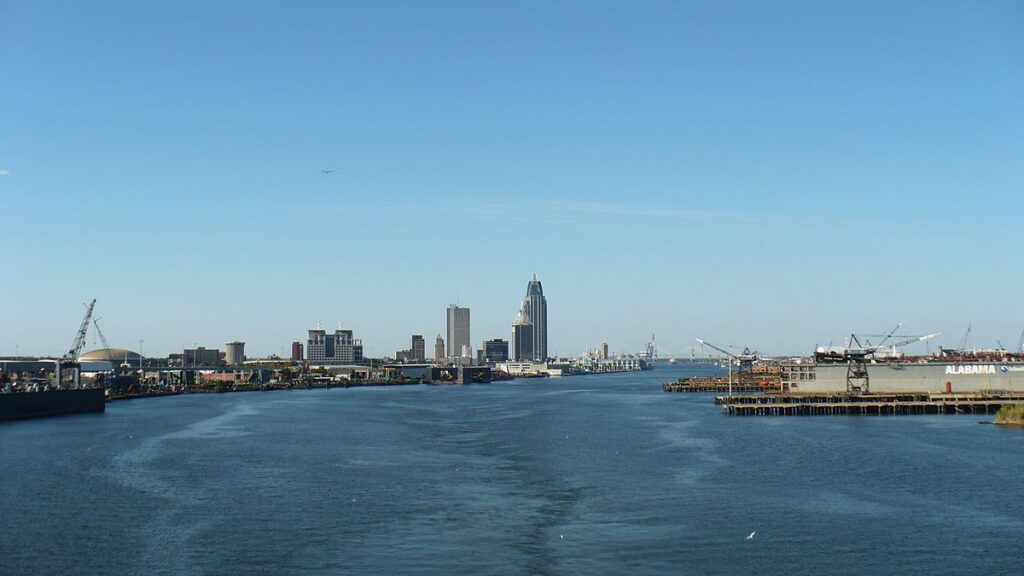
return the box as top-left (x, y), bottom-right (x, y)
top-left (746, 531), bottom-right (756, 540)
top-left (321, 170), bottom-right (334, 174)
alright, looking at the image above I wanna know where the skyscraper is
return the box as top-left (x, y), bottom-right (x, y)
top-left (434, 335), bottom-right (445, 363)
top-left (411, 335), bottom-right (425, 362)
top-left (446, 305), bottom-right (470, 359)
top-left (511, 308), bottom-right (534, 361)
top-left (520, 274), bottom-right (547, 361)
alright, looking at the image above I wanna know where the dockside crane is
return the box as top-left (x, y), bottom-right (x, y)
top-left (863, 321), bottom-right (905, 350)
top-left (695, 338), bottom-right (759, 372)
top-left (841, 331), bottom-right (940, 394)
top-left (57, 299), bottom-right (96, 389)
top-left (958, 324), bottom-right (972, 352)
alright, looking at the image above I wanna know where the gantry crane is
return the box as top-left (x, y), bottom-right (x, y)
top-left (841, 331), bottom-right (940, 393)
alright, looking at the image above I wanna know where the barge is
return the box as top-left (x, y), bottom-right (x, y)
top-left (0, 388), bottom-right (106, 422)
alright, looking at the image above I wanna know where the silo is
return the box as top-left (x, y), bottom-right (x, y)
top-left (225, 341), bottom-right (246, 366)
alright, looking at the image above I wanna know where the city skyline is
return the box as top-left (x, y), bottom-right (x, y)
top-left (2, 2), bottom-right (1022, 358)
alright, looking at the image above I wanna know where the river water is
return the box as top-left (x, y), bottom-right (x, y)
top-left (2, 364), bottom-right (1022, 575)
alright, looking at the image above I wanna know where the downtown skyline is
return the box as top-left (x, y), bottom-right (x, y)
top-left (2, 2), bottom-right (1022, 358)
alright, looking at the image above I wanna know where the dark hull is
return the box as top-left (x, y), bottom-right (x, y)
top-left (0, 388), bottom-right (106, 422)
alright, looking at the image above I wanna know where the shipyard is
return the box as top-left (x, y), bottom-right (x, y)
top-left (664, 328), bottom-right (1024, 418)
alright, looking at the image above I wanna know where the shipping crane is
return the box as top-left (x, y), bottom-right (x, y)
top-left (57, 299), bottom-right (96, 389)
top-left (695, 338), bottom-right (759, 372)
top-left (860, 321), bottom-right (904, 349)
top-left (841, 331), bottom-right (940, 393)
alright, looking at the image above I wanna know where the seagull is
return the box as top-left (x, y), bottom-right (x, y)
top-left (321, 170), bottom-right (334, 174)
top-left (746, 531), bottom-right (756, 540)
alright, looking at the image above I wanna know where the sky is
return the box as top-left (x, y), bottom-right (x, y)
top-left (1, 0), bottom-right (1022, 359)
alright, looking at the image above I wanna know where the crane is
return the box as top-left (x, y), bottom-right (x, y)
top-left (957, 324), bottom-right (972, 352)
top-left (842, 331), bottom-right (940, 393)
top-left (865, 320), bottom-right (904, 349)
top-left (64, 299), bottom-right (96, 362)
top-left (695, 338), bottom-right (759, 372)
top-left (92, 317), bottom-right (115, 362)
top-left (57, 299), bottom-right (96, 389)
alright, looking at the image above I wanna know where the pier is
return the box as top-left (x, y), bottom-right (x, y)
top-left (663, 374), bottom-right (783, 393)
top-left (715, 392), bottom-right (1024, 416)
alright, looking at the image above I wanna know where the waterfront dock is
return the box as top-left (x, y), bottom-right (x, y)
top-left (715, 392), bottom-right (1024, 416)
top-left (664, 374), bottom-right (783, 393)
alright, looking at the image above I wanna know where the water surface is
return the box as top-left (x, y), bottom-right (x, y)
top-left (2, 365), bottom-right (1022, 575)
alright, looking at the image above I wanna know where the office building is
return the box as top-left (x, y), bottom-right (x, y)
top-left (520, 274), bottom-right (547, 361)
top-left (183, 347), bottom-right (223, 367)
top-left (434, 335), bottom-right (445, 362)
top-left (412, 335), bottom-right (425, 362)
top-left (446, 305), bottom-right (470, 359)
top-left (307, 325), bottom-right (364, 364)
top-left (483, 339), bottom-right (509, 363)
top-left (511, 309), bottom-right (534, 361)
top-left (291, 341), bottom-right (304, 361)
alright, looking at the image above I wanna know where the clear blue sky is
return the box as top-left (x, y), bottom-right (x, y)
top-left (2, 1), bottom-right (1022, 358)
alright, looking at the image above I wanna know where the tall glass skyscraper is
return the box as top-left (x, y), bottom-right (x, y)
top-left (519, 274), bottom-right (547, 361)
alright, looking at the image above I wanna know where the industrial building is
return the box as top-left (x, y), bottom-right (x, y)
top-left (182, 347), bottom-right (223, 367)
top-left (225, 341), bottom-right (245, 366)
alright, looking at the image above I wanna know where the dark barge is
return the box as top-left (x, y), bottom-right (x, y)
top-left (0, 388), bottom-right (106, 422)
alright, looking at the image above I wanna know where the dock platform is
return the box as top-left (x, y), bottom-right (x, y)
top-left (715, 392), bottom-right (1024, 416)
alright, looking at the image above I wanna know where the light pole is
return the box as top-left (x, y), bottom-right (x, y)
top-left (728, 358), bottom-right (733, 397)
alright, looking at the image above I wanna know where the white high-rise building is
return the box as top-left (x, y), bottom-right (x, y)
top-left (446, 305), bottom-right (470, 359)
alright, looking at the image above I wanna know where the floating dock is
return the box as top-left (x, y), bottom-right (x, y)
top-left (716, 392), bottom-right (1024, 416)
